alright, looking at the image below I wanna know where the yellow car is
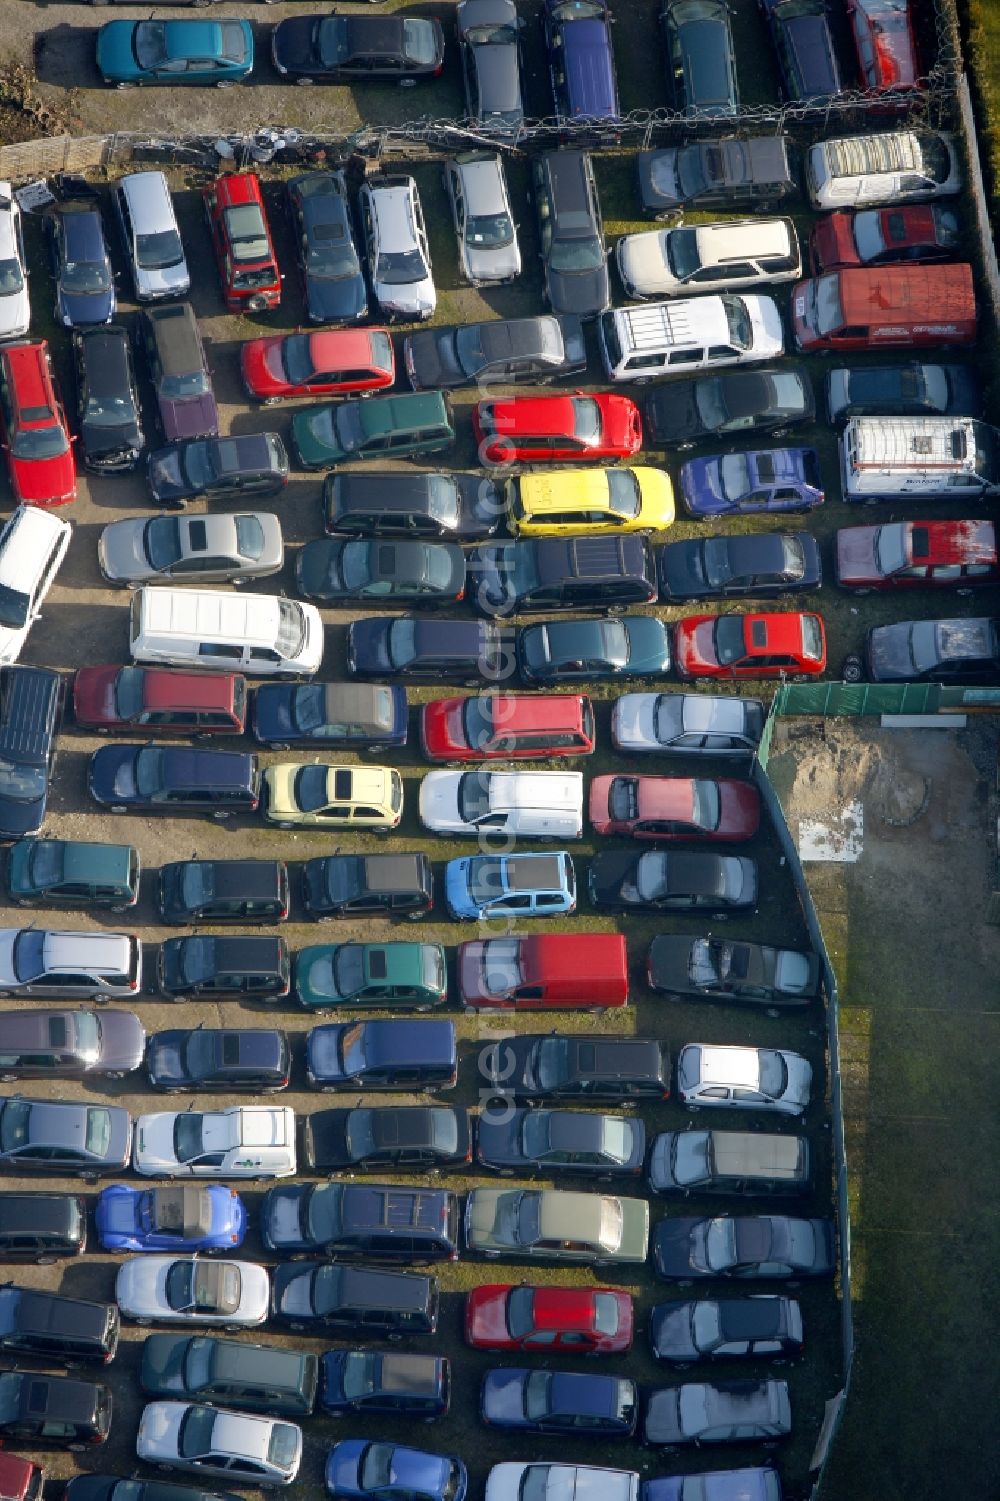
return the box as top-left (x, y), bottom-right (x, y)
top-left (506, 466), bottom-right (675, 538)
top-left (263, 761), bottom-right (403, 832)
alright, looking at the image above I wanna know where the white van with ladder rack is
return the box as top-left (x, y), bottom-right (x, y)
top-left (839, 416), bottom-right (1000, 503)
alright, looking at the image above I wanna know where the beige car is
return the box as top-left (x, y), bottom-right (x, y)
top-left (464, 1187), bottom-right (649, 1265)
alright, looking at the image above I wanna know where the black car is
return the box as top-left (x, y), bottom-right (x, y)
top-left (303, 1107), bottom-right (473, 1174)
top-left (647, 935), bottom-right (821, 1009)
top-left (146, 1027), bottom-right (291, 1093)
top-left (271, 1261), bottom-right (439, 1335)
top-left (319, 1351), bottom-right (449, 1419)
top-left (476, 1107), bottom-right (646, 1177)
top-left (0, 666), bottom-right (64, 840)
top-left (826, 362), bottom-right (983, 423)
top-left (481, 1033), bottom-right (670, 1104)
top-left (0, 1286), bottom-right (119, 1366)
top-left (139, 1335), bottom-right (318, 1418)
top-left (302, 852), bottom-right (435, 921)
top-left (252, 683), bottom-right (408, 752)
top-left (859, 617), bottom-right (1000, 684)
top-left (0, 1192), bottom-right (88, 1262)
top-left (589, 851), bottom-right (758, 915)
top-left (272, 13), bottom-right (446, 82)
top-left (650, 1296), bottom-right (804, 1364)
top-left (661, 0), bottom-right (739, 116)
top-left (65, 1479), bottom-right (249, 1501)
top-left (469, 535), bottom-right (656, 618)
top-left (347, 617), bottom-right (506, 685)
top-left (637, 136), bottom-right (796, 218)
top-left (643, 1378), bottom-right (790, 1448)
top-left (532, 151), bottom-right (609, 318)
top-left (403, 316), bottom-right (586, 392)
top-left (653, 1215), bottom-right (837, 1280)
top-left (260, 1182), bottom-right (460, 1262)
top-left (324, 471), bottom-right (501, 541)
top-left (156, 938), bottom-right (290, 1002)
top-left (296, 539), bottom-right (466, 606)
top-left (517, 615), bottom-right (672, 684)
top-left (0, 1370), bottom-right (111, 1447)
top-left (306, 1019), bottom-right (458, 1091)
top-left (761, 0), bottom-right (842, 102)
top-left (88, 745), bottom-right (259, 820)
top-left (644, 367), bottom-right (815, 446)
top-left (72, 326), bottom-right (144, 473)
top-left (656, 532), bottom-right (822, 602)
top-left (48, 205), bottom-right (115, 328)
top-left (0, 1007), bottom-right (145, 1081)
top-left (457, 0), bottom-right (524, 131)
top-left (480, 1369), bottom-right (636, 1436)
top-left (158, 860), bottom-right (290, 925)
top-left (146, 434), bottom-right (288, 509)
top-left (286, 170), bottom-right (368, 325)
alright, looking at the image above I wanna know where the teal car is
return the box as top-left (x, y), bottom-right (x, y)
top-left (96, 19), bottom-right (254, 87)
top-left (294, 942), bottom-right (448, 1012)
top-left (7, 838), bottom-right (140, 912)
top-left (291, 392), bottom-right (455, 471)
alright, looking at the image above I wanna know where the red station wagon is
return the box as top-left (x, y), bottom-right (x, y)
top-left (589, 774), bottom-right (761, 841)
top-left (0, 1455), bottom-right (43, 1501)
top-left (472, 393), bottom-right (642, 466)
top-left (846, 0), bottom-right (919, 92)
top-left (241, 329), bottom-right (396, 403)
top-left (72, 666), bottom-right (248, 735)
top-left (809, 204), bottom-right (960, 274)
top-left (674, 611), bottom-right (828, 680)
top-left (420, 693), bottom-right (595, 762)
top-left (835, 518), bottom-right (1000, 592)
top-left (465, 1283), bottom-right (633, 1353)
top-left (0, 341), bottom-right (76, 508)
top-left (204, 173), bottom-right (282, 314)
top-left (458, 932), bottom-right (628, 1010)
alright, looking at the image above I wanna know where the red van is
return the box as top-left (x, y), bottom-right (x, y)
top-left (458, 932), bottom-right (628, 1010)
top-left (791, 262), bottom-right (976, 353)
top-left (0, 1456), bottom-right (43, 1501)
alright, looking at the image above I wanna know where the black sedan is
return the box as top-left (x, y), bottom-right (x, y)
top-left (324, 471), bottom-right (502, 541)
top-left (647, 935), bottom-right (820, 1009)
top-left (146, 434), bottom-right (288, 508)
top-left (457, 0), bottom-right (524, 131)
top-left (251, 682), bottom-right (408, 750)
top-left (272, 13), bottom-right (446, 82)
top-left (644, 368), bottom-right (815, 447)
top-left (65, 1478), bottom-right (237, 1501)
top-left (302, 1106), bottom-right (473, 1173)
top-left (858, 617), bottom-right (1000, 684)
top-left (476, 1108), bottom-right (646, 1178)
top-left (517, 616), bottom-right (671, 684)
top-left (650, 1296), bottom-right (804, 1363)
top-left (296, 539), bottom-right (466, 606)
top-left (145, 1029), bottom-right (291, 1093)
top-left (653, 1215), bottom-right (836, 1280)
top-left (403, 316), bottom-right (586, 391)
top-left (286, 170), bottom-right (368, 325)
top-left (588, 851), bottom-right (758, 915)
top-left (72, 326), bottom-right (144, 474)
top-left (480, 1369), bottom-right (636, 1436)
top-left (656, 532), bottom-right (822, 602)
top-left (347, 617), bottom-right (506, 684)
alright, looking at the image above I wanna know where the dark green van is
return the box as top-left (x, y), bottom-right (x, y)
top-left (291, 391), bottom-right (455, 469)
top-left (7, 839), bottom-right (140, 912)
top-left (294, 942), bottom-right (448, 1012)
top-left (139, 1333), bottom-right (318, 1416)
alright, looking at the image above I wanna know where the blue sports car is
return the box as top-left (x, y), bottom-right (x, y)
top-left (678, 448), bottom-right (824, 519)
top-left (325, 1442), bottom-right (466, 1501)
top-left (96, 19), bottom-right (254, 87)
top-left (95, 1184), bottom-right (247, 1253)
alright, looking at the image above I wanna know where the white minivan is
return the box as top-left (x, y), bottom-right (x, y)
top-left (840, 417), bottom-right (1000, 503)
top-left (0, 505), bottom-right (72, 665)
top-left (130, 587), bottom-right (323, 677)
top-left (598, 295), bottom-right (784, 383)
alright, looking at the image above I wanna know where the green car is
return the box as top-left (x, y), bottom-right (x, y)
top-left (290, 392), bottom-right (455, 471)
top-left (294, 942), bottom-right (448, 1012)
top-left (464, 1187), bottom-right (650, 1266)
top-left (7, 838), bottom-right (140, 912)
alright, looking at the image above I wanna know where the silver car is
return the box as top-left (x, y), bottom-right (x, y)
top-left (98, 512), bottom-right (283, 587)
top-left (676, 1044), bottom-right (812, 1117)
top-left (359, 176), bottom-right (436, 323)
top-left (611, 693), bottom-right (765, 756)
top-left (137, 1402), bottom-right (302, 1488)
top-left (444, 153), bottom-right (521, 286)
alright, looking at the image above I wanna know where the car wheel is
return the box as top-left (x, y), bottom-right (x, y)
top-left (109, 804), bottom-right (127, 814)
top-left (212, 810), bottom-right (233, 821)
top-left (216, 79), bottom-right (236, 89)
top-left (842, 654), bottom-right (864, 684)
top-left (109, 904), bottom-right (131, 915)
top-left (296, 77), bottom-right (315, 86)
top-left (0, 1074), bottom-right (16, 1084)
top-left (116, 82), bottom-right (136, 90)
top-left (276, 820), bottom-right (294, 830)
top-left (102, 1071), bottom-right (127, 1081)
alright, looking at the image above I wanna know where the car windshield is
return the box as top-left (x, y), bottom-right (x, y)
top-left (523, 1370), bottom-right (554, 1421)
top-left (182, 1031), bottom-right (219, 1082)
top-left (316, 15), bottom-right (350, 66)
top-left (26, 840), bottom-right (65, 888)
top-left (0, 582), bottom-right (30, 628)
top-left (332, 403), bottom-right (368, 454)
top-left (505, 1286), bottom-right (536, 1338)
top-left (458, 771), bottom-right (492, 822)
top-left (693, 778), bottom-right (720, 828)
top-left (691, 1299), bottom-right (723, 1349)
top-left (109, 666), bottom-right (147, 723)
top-left (305, 1183), bottom-right (342, 1241)
top-left (291, 686), bottom-right (332, 732)
top-left (428, 475), bottom-right (462, 526)
top-left (11, 421), bottom-right (69, 461)
top-left (134, 21), bottom-right (168, 69)
top-left (161, 367), bottom-right (210, 401)
top-left (281, 335), bottom-right (320, 388)
top-left (536, 1037), bottom-right (570, 1090)
top-left (520, 1467), bottom-right (552, 1501)
top-left (339, 1021), bottom-right (369, 1074)
top-left (387, 618), bottom-right (417, 668)
top-left (705, 1216), bottom-right (738, 1271)
top-left (86, 1107), bottom-right (111, 1156)
top-left (277, 600), bottom-right (307, 658)
top-left (572, 397), bottom-right (602, 442)
top-left (759, 1049), bottom-right (788, 1097)
top-left (800, 615), bottom-right (823, 661)
top-left (0, 1098), bottom-right (30, 1151)
top-left (339, 542), bottom-right (378, 593)
top-left (608, 777), bottom-right (638, 821)
top-left (333, 945), bottom-right (366, 997)
top-left (178, 1403), bottom-right (217, 1459)
top-left (341, 1351), bottom-right (377, 1399)
top-left (143, 517), bottom-right (184, 570)
top-left (172, 1113), bottom-right (206, 1163)
top-left (814, 274), bottom-right (844, 338)
top-left (306, 225), bottom-right (359, 280)
top-left (224, 204), bottom-right (269, 263)
top-left (666, 227), bottom-right (701, 280)
top-left (403, 17), bottom-right (440, 62)
top-left (874, 525), bottom-right (908, 575)
top-left (179, 938), bottom-right (215, 987)
top-left (461, 695), bottom-right (494, 748)
top-left (0, 257), bottom-right (24, 296)
top-left (61, 258), bottom-right (111, 295)
top-left (670, 1131), bottom-right (711, 1186)
top-left (0, 758), bottom-right (46, 801)
top-left (716, 453), bottom-right (752, 500)
top-left (455, 327), bottom-right (489, 377)
top-left (377, 246), bottom-right (428, 286)
top-left (136, 228), bottom-right (184, 271)
top-left (465, 856), bottom-right (506, 903)
top-left (84, 387), bottom-right (134, 426)
top-left (11, 928), bottom-right (45, 982)
top-left (713, 616), bottom-right (748, 666)
top-left (606, 468), bottom-right (640, 516)
top-left (552, 0), bottom-right (604, 15)
top-left (548, 235), bottom-right (604, 274)
top-left (294, 764), bottom-right (331, 813)
top-left (774, 949), bottom-right (812, 993)
top-left (479, 938), bottom-right (522, 995)
top-left (268, 1424), bottom-right (299, 1472)
top-left (361, 1445), bottom-right (395, 1492)
top-left (466, 208), bottom-right (514, 249)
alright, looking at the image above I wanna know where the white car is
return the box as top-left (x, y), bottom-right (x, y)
top-left (418, 770), bottom-right (584, 840)
top-left (677, 1044), bottom-right (812, 1117)
top-left (486, 1465), bottom-right (639, 1501)
top-left (806, 130), bottom-right (960, 210)
top-left (0, 186), bottom-right (29, 340)
top-left (116, 1256), bottom-right (270, 1327)
top-left (0, 506), bottom-right (72, 665)
top-left (616, 218), bottom-right (800, 300)
top-left (137, 1403), bottom-right (302, 1488)
top-left (359, 175), bottom-right (436, 322)
top-left (444, 152), bottom-right (521, 286)
top-left (133, 1106), bottom-right (297, 1179)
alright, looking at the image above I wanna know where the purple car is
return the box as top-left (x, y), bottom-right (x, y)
top-left (641, 1467), bottom-right (783, 1501)
top-left (543, 0), bottom-right (619, 122)
top-left (138, 304), bottom-right (219, 443)
top-left (679, 448), bottom-right (824, 518)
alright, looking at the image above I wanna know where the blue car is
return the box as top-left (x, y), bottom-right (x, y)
top-left (444, 851), bottom-right (576, 921)
top-left (641, 1470), bottom-right (782, 1501)
top-left (679, 448), bottom-right (824, 519)
top-left (325, 1442), bottom-right (467, 1501)
top-left (543, 0), bottom-right (619, 122)
top-left (48, 207), bottom-right (116, 328)
top-left (95, 1184), bottom-right (247, 1253)
top-left (96, 19), bottom-right (254, 87)
top-left (251, 683), bottom-right (408, 751)
top-left (480, 1368), bottom-right (636, 1435)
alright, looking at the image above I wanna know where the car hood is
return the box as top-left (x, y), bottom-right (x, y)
top-left (645, 385), bottom-right (702, 444)
top-left (146, 446), bottom-right (190, 504)
top-left (159, 392), bottom-right (219, 445)
top-left (59, 286), bottom-right (115, 329)
top-left (10, 448), bottom-right (76, 508)
top-left (0, 285), bottom-right (29, 341)
top-left (623, 616), bottom-right (672, 674)
top-left (405, 331), bottom-right (464, 391)
top-left (115, 1255), bottom-right (172, 1315)
top-left (657, 541), bottom-right (706, 600)
top-left (306, 270), bottom-right (368, 325)
top-left (137, 1400), bottom-right (186, 1457)
top-left (745, 295), bottom-right (785, 358)
top-left (97, 1010), bottom-right (146, 1073)
top-left (653, 1217), bottom-right (705, 1277)
top-left (475, 1109), bottom-right (523, 1167)
top-left (472, 43), bottom-right (522, 119)
top-left (835, 526), bottom-right (879, 583)
top-left (637, 150), bottom-right (681, 210)
top-left (560, 20), bottom-right (618, 117)
top-left (649, 1301), bottom-right (699, 1361)
top-left (0, 782), bottom-right (46, 839)
top-left (146, 1033), bottom-right (188, 1086)
top-left (96, 22), bottom-right (140, 78)
top-left (98, 520), bottom-right (154, 583)
top-left (96, 1186), bottom-right (146, 1240)
top-left (272, 15), bottom-right (317, 71)
top-left (481, 1368), bottom-right (530, 1424)
top-left (547, 262), bottom-right (610, 320)
top-left (261, 1185), bottom-right (309, 1250)
top-left (611, 693), bottom-right (657, 750)
top-left (617, 233), bottom-right (672, 297)
top-left (374, 273), bottom-right (437, 320)
top-left (867, 622), bottom-right (918, 680)
top-left (88, 744), bottom-right (138, 803)
top-left (346, 617), bottom-right (393, 674)
top-left (133, 1111), bottom-right (183, 1171)
top-left (418, 772), bottom-right (462, 831)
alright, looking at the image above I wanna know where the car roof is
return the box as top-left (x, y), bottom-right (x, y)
top-left (78, 327), bottom-right (131, 399)
top-left (411, 618), bottom-right (487, 658)
top-left (45, 839), bottom-right (134, 885)
top-left (39, 930), bottom-right (133, 973)
top-left (694, 1044), bottom-right (761, 1088)
top-left (500, 854), bottom-right (567, 891)
top-left (529, 1286), bottom-right (600, 1328)
top-left (903, 519), bottom-right (997, 567)
top-left (376, 1353), bottom-right (443, 1395)
top-left (156, 746), bottom-right (255, 791)
top-left (209, 1409), bottom-right (278, 1463)
top-left (146, 305), bottom-right (202, 377)
top-left (354, 1019), bottom-right (455, 1066)
top-left (185, 860), bottom-right (282, 900)
top-left (367, 178), bottom-right (418, 247)
top-left (543, 151), bottom-right (591, 224)
top-left (141, 669), bottom-right (236, 712)
top-left (359, 852), bottom-right (429, 892)
top-left (197, 937), bottom-right (285, 971)
top-left (537, 1190), bottom-right (613, 1240)
top-left (678, 694), bottom-right (754, 734)
top-left (520, 470), bottom-right (620, 513)
top-left (683, 218), bottom-right (793, 267)
top-left (214, 172), bottom-right (264, 209)
top-left (335, 472), bottom-right (442, 513)
top-left (1, 341), bottom-right (52, 412)
top-left (308, 329), bottom-right (380, 367)
top-left (818, 130), bottom-right (941, 180)
top-left (484, 769), bottom-right (582, 810)
top-left (454, 153), bottom-right (507, 215)
top-left (0, 666), bottom-right (61, 765)
top-left (534, 535), bottom-right (647, 582)
top-left (0, 1192), bottom-right (83, 1233)
top-left (120, 171), bottom-right (174, 229)
top-left (481, 692), bottom-right (588, 732)
top-left (341, 1182), bottom-right (450, 1233)
top-left (59, 206), bottom-right (105, 252)
top-left (740, 612), bottom-right (808, 657)
top-left (0, 1010), bottom-right (86, 1050)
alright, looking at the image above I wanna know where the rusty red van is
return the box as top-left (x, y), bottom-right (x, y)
top-left (458, 932), bottom-right (628, 1010)
top-left (792, 262), bottom-right (976, 353)
top-left (0, 1456), bottom-right (43, 1501)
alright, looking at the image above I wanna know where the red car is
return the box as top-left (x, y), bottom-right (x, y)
top-left (472, 392), bottom-right (642, 466)
top-left (73, 666), bottom-right (248, 735)
top-left (846, 0), bottom-right (919, 92)
top-left (420, 692), bottom-right (595, 762)
top-left (0, 341), bottom-right (76, 508)
top-left (241, 328), bottom-right (396, 403)
top-left (674, 611), bottom-right (827, 680)
top-left (809, 204), bottom-right (960, 274)
top-left (204, 173), bottom-right (282, 314)
top-left (836, 518), bottom-right (1000, 592)
top-left (589, 774), bottom-right (760, 841)
top-left (465, 1284), bottom-right (633, 1353)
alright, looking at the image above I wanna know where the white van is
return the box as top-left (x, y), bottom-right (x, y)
top-left (616, 218), bottom-right (801, 300)
top-left (840, 417), bottom-right (1000, 503)
top-left (130, 587), bottom-right (323, 677)
top-left (598, 294), bottom-right (784, 383)
top-left (0, 506), bottom-right (72, 665)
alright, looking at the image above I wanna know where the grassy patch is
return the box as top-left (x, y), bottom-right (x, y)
top-left (962, 0), bottom-right (1000, 194)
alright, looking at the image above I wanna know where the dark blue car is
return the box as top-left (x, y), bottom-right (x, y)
top-left (679, 448), bottom-right (824, 518)
top-left (480, 1368), bottom-right (636, 1434)
top-left (286, 171), bottom-right (368, 326)
top-left (94, 1184), bottom-right (247, 1253)
top-left (320, 1352), bottom-right (450, 1419)
top-left (641, 1470), bottom-right (783, 1501)
top-left (825, 362), bottom-right (983, 423)
top-left (48, 207), bottom-right (116, 328)
top-left (543, 0), bottom-right (619, 121)
top-left (306, 1019), bottom-right (458, 1092)
top-left (517, 615), bottom-right (671, 684)
top-left (325, 1442), bottom-right (467, 1501)
top-left (251, 682), bottom-right (407, 750)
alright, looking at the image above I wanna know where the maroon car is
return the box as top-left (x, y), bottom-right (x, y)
top-left (138, 304), bottom-right (219, 443)
top-left (73, 666), bottom-right (247, 735)
top-left (835, 519), bottom-right (1000, 592)
top-left (808, 204), bottom-right (960, 275)
top-left (588, 775), bottom-right (760, 842)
